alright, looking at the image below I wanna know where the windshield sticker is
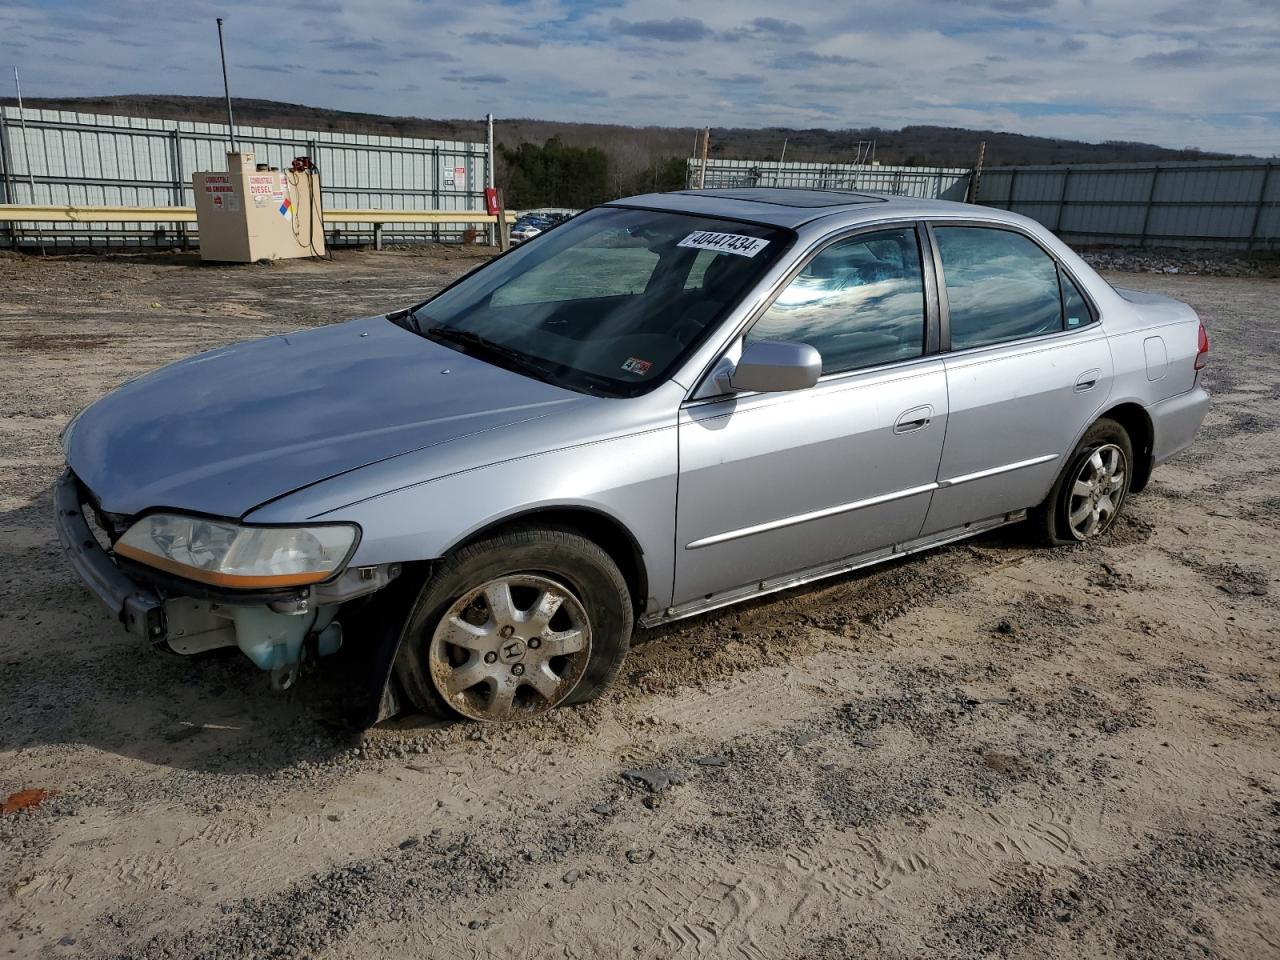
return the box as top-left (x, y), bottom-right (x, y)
top-left (677, 231), bottom-right (770, 258)
top-left (621, 357), bottom-right (653, 376)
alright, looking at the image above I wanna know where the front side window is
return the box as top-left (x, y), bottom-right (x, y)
top-left (746, 227), bottom-right (926, 375)
top-left (406, 207), bottom-right (791, 397)
top-left (934, 226), bottom-right (1063, 350)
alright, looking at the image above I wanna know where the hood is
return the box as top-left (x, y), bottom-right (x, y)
top-left (66, 316), bottom-right (585, 518)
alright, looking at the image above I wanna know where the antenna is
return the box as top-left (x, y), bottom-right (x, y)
top-left (215, 18), bottom-right (236, 154)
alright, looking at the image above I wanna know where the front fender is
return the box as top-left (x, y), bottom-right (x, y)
top-left (249, 426), bottom-right (680, 618)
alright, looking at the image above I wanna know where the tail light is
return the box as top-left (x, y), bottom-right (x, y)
top-left (1194, 322), bottom-right (1209, 370)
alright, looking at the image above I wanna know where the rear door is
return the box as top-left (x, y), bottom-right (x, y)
top-left (921, 223), bottom-right (1112, 535)
top-left (673, 224), bottom-right (948, 608)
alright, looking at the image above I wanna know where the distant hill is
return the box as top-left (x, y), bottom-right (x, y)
top-left (0, 94), bottom-right (1242, 169)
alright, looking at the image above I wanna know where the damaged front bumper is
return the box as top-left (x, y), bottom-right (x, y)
top-left (54, 470), bottom-right (398, 689)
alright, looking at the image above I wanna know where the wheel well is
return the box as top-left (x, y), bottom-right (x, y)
top-left (453, 508), bottom-right (649, 616)
top-left (1100, 403), bottom-right (1154, 492)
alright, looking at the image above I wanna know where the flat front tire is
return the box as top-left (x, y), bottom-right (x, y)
top-left (1031, 417), bottom-right (1134, 546)
top-left (393, 526), bottom-right (632, 722)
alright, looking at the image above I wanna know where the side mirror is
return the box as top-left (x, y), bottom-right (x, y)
top-left (727, 340), bottom-right (822, 393)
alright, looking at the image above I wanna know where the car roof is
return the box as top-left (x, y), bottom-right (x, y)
top-left (609, 187), bottom-right (990, 230)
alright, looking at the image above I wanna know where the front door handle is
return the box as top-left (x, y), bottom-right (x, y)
top-left (1075, 369), bottom-right (1101, 392)
top-left (894, 404), bottom-right (934, 434)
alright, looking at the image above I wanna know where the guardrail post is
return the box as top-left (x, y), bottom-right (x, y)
top-left (374, 222), bottom-right (383, 251)
top-left (1138, 166), bottom-right (1161, 248)
top-left (1246, 162), bottom-right (1274, 251)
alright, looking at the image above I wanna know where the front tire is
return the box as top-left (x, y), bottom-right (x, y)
top-left (1031, 418), bottom-right (1133, 546)
top-left (393, 526), bottom-right (632, 722)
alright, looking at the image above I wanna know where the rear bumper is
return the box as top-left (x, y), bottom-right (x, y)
top-left (53, 469), bottom-right (165, 641)
top-left (1150, 384), bottom-right (1210, 467)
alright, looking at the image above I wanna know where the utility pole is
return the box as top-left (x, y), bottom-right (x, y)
top-left (779, 138), bottom-right (788, 164)
top-left (486, 112), bottom-right (496, 245)
top-left (215, 18), bottom-right (236, 155)
top-left (697, 127), bottom-right (710, 189)
top-left (13, 66), bottom-right (43, 255)
top-left (968, 139), bottom-right (987, 203)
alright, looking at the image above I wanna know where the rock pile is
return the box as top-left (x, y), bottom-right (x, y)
top-left (1080, 246), bottom-right (1278, 277)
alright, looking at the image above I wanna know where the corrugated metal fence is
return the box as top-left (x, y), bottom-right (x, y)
top-left (686, 158), bottom-right (973, 201)
top-left (0, 107), bottom-right (489, 247)
top-left (1, 108), bottom-right (1273, 252)
top-left (976, 159), bottom-right (1279, 250)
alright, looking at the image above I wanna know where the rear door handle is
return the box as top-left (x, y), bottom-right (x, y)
top-left (1075, 369), bottom-right (1101, 392)
top-left (894, 404), bottom-right (933, 434)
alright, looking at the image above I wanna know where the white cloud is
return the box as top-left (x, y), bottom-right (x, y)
top-left (0, 0), bottom-right (1275, 154)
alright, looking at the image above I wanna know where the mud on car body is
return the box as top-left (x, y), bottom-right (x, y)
top-left (56, 188), bottom-right (1210, 724)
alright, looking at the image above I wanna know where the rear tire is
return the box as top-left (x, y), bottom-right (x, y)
top-left (1030, 418), bottom-right (1134, 546)
top-left (393, 526), bottom-right (632, 722)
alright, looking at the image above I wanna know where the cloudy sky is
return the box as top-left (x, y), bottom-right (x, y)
top-left (2, 0), bottom-right (1277, 155)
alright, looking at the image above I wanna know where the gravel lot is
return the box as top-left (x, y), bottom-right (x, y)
top-left (1, 249), bottom-right (1277, 959)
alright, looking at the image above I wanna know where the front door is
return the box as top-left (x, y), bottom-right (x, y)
top-left (674, 224), bottom-right (947, 608)
top-left (921, 224), bottom-right (1113, 535)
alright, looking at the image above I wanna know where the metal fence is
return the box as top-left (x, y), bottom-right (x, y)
top-left (976, 159), bottom-right (1279, 251)
top-left (686, 158), bottom-right (973, 201)
top-left (0, 107), bottom-right (490, 247)
top-left (4, 110), bottom-right (1274, 253)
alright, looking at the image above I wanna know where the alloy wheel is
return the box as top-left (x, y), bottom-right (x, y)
top-left (427, 574), bottom-right (591, 722)
top-left (1066, 443), bottom-right (1127, 540)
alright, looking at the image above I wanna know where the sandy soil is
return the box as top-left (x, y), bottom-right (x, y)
top-left (1, 250), bottom-right (1277, 960)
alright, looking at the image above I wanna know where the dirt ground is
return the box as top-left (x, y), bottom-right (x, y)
top-left (1, 249), bottom-right (1277, 960)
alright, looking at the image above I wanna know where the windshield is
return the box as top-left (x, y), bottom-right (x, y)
top-left (407, 206), bottom-right (792, 397)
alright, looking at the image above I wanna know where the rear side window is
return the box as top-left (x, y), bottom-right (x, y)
top-left (934, 227), bottom-right (1063, 350)
top-left (1060, 271), bottom-right (1093, 329)
top-left (747, 227), bottom-right (925, 375)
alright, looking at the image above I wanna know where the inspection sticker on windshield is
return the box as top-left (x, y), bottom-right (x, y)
top-left (677, 230), bottom-right (770, 258)
top-left (621, 357), bottom-right (653, 376)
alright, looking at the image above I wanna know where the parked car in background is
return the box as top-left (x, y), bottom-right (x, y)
top-left (509, 215), bottom-right (551, 244)
top-left (510, 210), bottom-right (574, 244)
top-left (56, 188), bottom-right (1209, 725)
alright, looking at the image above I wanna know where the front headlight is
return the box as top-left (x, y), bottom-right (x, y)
top-left (114, 513), bottom-right (359, 588)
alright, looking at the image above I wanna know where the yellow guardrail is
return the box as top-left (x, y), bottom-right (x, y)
top-left (328, 209), bottom-right (517, 225)
top-left (0, 204), bottom-right (516, 224)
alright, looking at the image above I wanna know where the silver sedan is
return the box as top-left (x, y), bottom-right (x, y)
top-left (57, 188), bottom-right (1210, 723)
